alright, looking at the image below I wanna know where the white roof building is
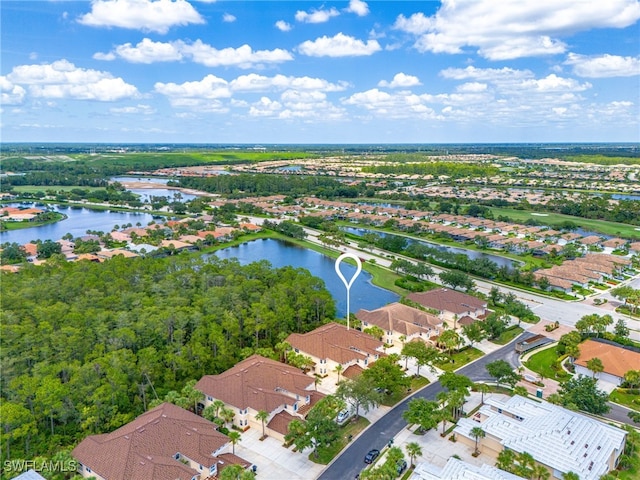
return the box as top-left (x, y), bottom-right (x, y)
top-left (411, 457), bottom-right (523, 480)
top-left (454, 395), bottom-right (627, 480)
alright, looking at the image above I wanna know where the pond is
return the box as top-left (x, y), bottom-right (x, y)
top-left (211, 238), bottom-right (399, 318)
top-left (0, 203), bottom-right (156, 244)
top-left (342, 227), bottom-right (521, 270)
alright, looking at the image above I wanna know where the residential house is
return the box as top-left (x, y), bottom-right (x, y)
top-left (406, 289), bottom-right (488, 328)
top-left (574, 339), bottom-right (640, 386)
top-left (454, 395), bottom-right (627, 480)
top-left (286, 322), bottom-right (385, 380)
top-left (196, 355), bottom-right (319, 442)
top-left (412, 457), bottom-right (522, 480)
top-left (72, 402), bottom-right (250, 480)
top-left (355, 302), bottom-right (442, 346)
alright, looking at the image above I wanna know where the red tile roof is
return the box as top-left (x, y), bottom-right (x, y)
top-left (355, 303), bottom-right (441, 337)
top-left (286, 323), bottom-right (384, 364)
top-left (196, 355), bottom-right (314, 413)
top-left (72, 403), bottom-right (230, 480)
top-left (407, 289), bottom-right (486, 315)
top-left (575, 339), bottom-right (640, 379)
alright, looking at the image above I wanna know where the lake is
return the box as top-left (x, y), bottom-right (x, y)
top-left (211, 238), bottom-right (399, 318)
top-left (0, 203), bottom-right (156, 244)
top-left (342, 227), bottom-right (521, 270)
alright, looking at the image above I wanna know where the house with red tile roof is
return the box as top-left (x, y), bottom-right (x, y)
top-left (574, 339), bottom-right (640, 386)
top-left (286, 322), bottom-right (385, 380)
top-left (72, 402), bottom-right (250, 480)
top-left (195, 355), bottom-right (319, 442)
top-left (355, 303), bottom-right (443, 346)
top-left (406, 289), bottom-right (488, 327)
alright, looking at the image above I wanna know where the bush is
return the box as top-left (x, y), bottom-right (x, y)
top-left (394, 277), bottom-right (425, 292)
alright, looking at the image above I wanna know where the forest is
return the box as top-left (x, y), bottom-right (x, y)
top-left (0, 255), bottom-right (335, 462)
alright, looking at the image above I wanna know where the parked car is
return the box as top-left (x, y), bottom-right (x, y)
top-left (336, 408), bottom-right (352, 425)
top-left (396, 459), bottom-right (407, 476)
top-left (364, 449), bottom-right (380, 464)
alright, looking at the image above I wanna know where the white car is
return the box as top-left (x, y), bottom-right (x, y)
top-left (335, 408), bottom-right (353, 424)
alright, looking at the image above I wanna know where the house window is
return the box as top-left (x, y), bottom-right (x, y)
top-left (364, 359), bottom-right (368, 366)
top-left (293, 403), bottom-right (298, 411)
top-left (199, 465), bottom-right (203, 470)
top-left (87, 468), bottom-right (92, 473)
top-left (207, 396), bottom-right (213, 401)
top-left (294, 348), bottom-right (299, 353)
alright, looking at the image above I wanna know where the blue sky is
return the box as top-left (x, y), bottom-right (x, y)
top-left (1, 0), bottom-right (639, 144)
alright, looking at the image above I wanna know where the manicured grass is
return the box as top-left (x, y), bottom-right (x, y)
top-left (489, 206), bottom-right (640, 240)
top-left (0, 212), bottom-right (66, 231)
top-left (310, 416), bottom-right (370, 464)
top-left (491, 326), bottom-right (524, 345)
top-left (435, 347), bottom-right (484, 372)
top-left (523, 347), bottom-right (571, 381)
top-left (609, 389), bottom-right (640, 411)
top-left (11, 185), bottom-right (104, 193)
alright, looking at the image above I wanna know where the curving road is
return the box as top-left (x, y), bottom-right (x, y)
top-left (318, 333), bottom-right (533, 480)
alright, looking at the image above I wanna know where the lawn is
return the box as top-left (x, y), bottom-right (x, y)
top-left (382, 375), bottom-right (431, 406)
top-left (310, 416), bottom-right (370, 464)
top-left (491, 326), bottom-right (524, 345)
top-left (11, 185), bottom-right (104, 193)
top-left (523, 347), bottom-right (571, 382)
top-left (609, 389), bottom-right (640, 411)
top-left (435, 347), bottom-right (484, 372)
top-left (488, 206), bottom-right (640, 240)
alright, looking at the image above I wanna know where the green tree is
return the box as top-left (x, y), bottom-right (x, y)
top-left (362, 354), bottom-right (410, 397)
top-left (285, 396), bottom-right (344, 458)
top-left (461, 321), bottom-right (486, 347)
top-left (219, 464), bottom-right (256, 480)
top-left (486, 360), bottom-right (520, 388)
top-left (402, 398), bottom-right (440, 432)
top-left (586, 357), bottom-right (604, 378)
top-left (611, 286), bottom-right (640, 315)
top-left (475, 383), bottom-right (490, 405)
top-left (335, 375), bottom-right (383, 418)
top-left (0, 242), bottom-right (27, 263)
top-left (623, 370), bottom-right (640, 388)
top-left (557, 376), bottom-right (610, 415)
top-left (513, 385), bottom-right (529, 397)
top-left (228, 431), bottom-right (241, 455)
top-left (439, 329), bottom-right (461, 356)
top-left (614, 319), bottom-right (630, 339)
top-left (363, 325), bottom-right (385, 341)
top-left (334, 364), bottom-right (344, 384)
top-left (496, 448), bottom-right (516, 472)
top-left (0, 401), bottom-right (37, 459)
top-left (37, 239), bottom-right (62, 259)
top-left (481, 313), bottom-right (509, 340)
top-left (405, 441), bottom-right (422, 467)
top-left (439, 270), bottom-right (475, 291)
top-left (220, 407), bottom-right (235, 428)
top-left (470, 426), bottom-right (485, 455)
top-left (256, 410), bottom-right (269, 438)
top-left (532, 464), bottom-right (550, 480)
top-left (439, 372), bottom-right (473, 393)
top-left (402, 341), bottom-right (440, 376)
top-left (561, 472), bottom-right (580, 480)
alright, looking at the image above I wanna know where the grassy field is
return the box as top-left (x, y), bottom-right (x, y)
top-left (609, 389), bottom-right (640, 411)
top-left (435, 347), bottom-right (484, 372)
top-left (523, 347), bottom-right (571, 381)
top-left (10, 185), bottom-right (104, 193)
top-left (491, 326), bottom-right (524, 345)
top-left (310, 416), bottom-right (370, 464)
top-left (489, 206), bottom-right (640, 239)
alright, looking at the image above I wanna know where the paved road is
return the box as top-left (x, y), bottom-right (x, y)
top-left (318, 333), bottom-right (535, 480)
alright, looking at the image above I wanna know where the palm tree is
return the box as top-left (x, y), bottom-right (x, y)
top-left (314, 374), bottom-right (322, 391)
top-left (495, 449), bottom-right (516, 472)
top-left (228, 431), bottom-right (241, 455)
top-left (532, 464), bottom-right (550, 480)
top-left (255, 410), bottom-right (269, 439)
top-left (334, 364), bottom-right (344, 384)
top-left (405, 442), bottom-right (422, 467)
top-left (221, 407), bottom-right (235, 428)
top-left (470, 427), bottom-right (485, 456)
top-left (561, 472), bottom-right (580, 480)
top-left (212, 399), bottom-right (225, 419)
top-left (513, 385), bottom-right (529, 397)
top-left (476, 383), bottom-right (489, 405)
top-left (586, 357), bottom-right (604, 379)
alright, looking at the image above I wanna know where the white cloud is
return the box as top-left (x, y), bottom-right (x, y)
top-left (517, 74), bottom-right (591, 93)
top-left (295, 7), bottom-right (339, 23)
top-left (275, 20), bottom-right (292, 32)
top-left (393, 12), bottom-right (432, 34)
top-left (394, 0), bottom-right (640, 60)
top-left (223, 13), bottom-right (236, 23)
top-left (98, 38), bottom-right (183, 63)
top-left (345, 0), bottom-right (369, 17)
top-left (154, 74), bottom-right (231, 101)
top-left (440, 66), bottom-right (534, 82)
top-left (249, 97), bottom-right (283, 116)
top-left (565, 53), bottom-right (640, 78)
top-left (298, 33), bottom-right (381, 57)
top-left (378, 73), bottom-right (422, 88)
top-left (0, 77), bottom-right (26, 105)
top-left (456, 82), bottom-right (487, 93)
top-left (110, 104), bottom-right (156, 114)
top-left (230, 74), bottom-right (348, 92)
top-left (96, 39), bottom-right (293, 68)
top-left (77, 0), bottom-right (205, 34)
top-left (343, 88), bottom-right (437, 118)
top-left (5, 60), bottom-right (138, 101)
